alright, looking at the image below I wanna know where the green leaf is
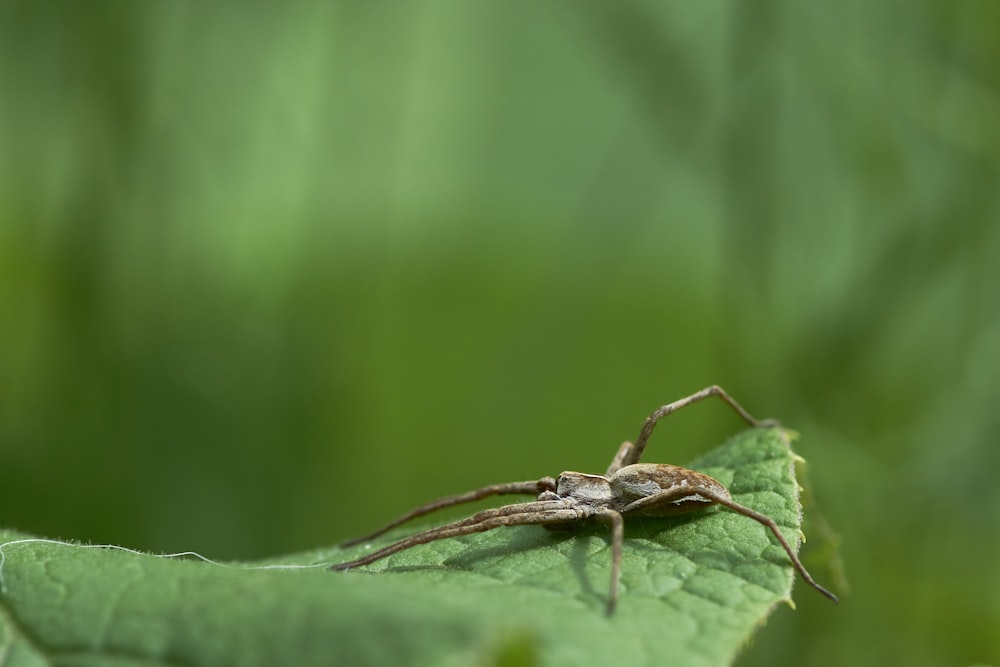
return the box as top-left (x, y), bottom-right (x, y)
top-left (1, 427), bottom-right (817, 667)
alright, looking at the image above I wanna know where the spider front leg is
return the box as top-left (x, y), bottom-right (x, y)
top-left (340, 478), bottom-right (557, 547)
top-left (331, 499), bottom-right (587, 571)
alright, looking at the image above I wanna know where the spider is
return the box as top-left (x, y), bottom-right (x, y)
top-left (331, 386), bottom-right (838, 613)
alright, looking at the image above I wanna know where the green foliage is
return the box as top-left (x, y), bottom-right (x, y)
top-left (0, 428), bottom-right (813, 667)
top-left (3, 2), bottom-right (999, 665)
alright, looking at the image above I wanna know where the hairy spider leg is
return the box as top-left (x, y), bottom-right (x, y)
top-left (331, 499), bottom-right (588, 571)
top-left (594, 509), bottom-right (624, 615)
top-left (605, 441), bottom-right (636, 477)
top-left (615, 385), bottom-right (777, 473)
top-left (340, 478), bottom-right (556, 547)
top-left (622, 487), bottom-right (838, 603)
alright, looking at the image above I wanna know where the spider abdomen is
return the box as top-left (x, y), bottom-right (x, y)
top-left (609, 463), bottom-right (730, 516)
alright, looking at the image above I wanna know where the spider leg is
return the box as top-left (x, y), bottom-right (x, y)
top-left (605, 441), bottom-right (634, 477)
top-left (623, 487), bottom-right (838, 603)
top-left (331, 499), bottom-right (586, 571)
top-left (594, 509), bottom-right (624, 615)
top-left (623, 385), bottom-right (776, 469)
top-left (339, 478), bottom-right (557, 547)
top-left (698, 490), bottom-right (838, 603)
top-left (619, 485), bottom-right (717, 515)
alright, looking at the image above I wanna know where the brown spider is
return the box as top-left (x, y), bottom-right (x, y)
top-left (331, 386), bottom-right (838, 613)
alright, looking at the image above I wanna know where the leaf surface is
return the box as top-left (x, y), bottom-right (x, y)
top-left (0, 427), bottom-right (812, 667)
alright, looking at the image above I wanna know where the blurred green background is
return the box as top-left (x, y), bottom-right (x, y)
top-left (2, 1), bottom-right (998, 665)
